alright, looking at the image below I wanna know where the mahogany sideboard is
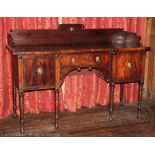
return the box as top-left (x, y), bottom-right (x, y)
top-left (6, 24), bottom-right (149, 133)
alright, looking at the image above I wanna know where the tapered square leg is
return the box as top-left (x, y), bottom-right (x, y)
top-left (137, 82), bottom-right (144, 118)
top-left (19, 91), bottom-right (24, 134)
top-left (55, 88), bottom-right (59, 129)
top-left (109, 83), bottom-right (115, 121)
top-left (12, 82), bottom-right (17, 118)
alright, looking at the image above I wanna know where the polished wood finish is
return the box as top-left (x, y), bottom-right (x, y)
top-left (12, 82), bottom-right (17, 118)
top-left (19, 91), bottom-right (24, 133)
top-left (55, 88), bottom-right (59, 129)
top-left (6, 24), bottom-right (149, 133)
top-left (7, 28), bottom-right (141, 51)
top-left (23, 55), bottom-right (55, 89)
top-left (137, 82), bottom-right (144, 118)
top-left (109, 83), bottom-right (115, 121)
top-left (58, 24), bottom-right (85, 31)
top-left (112, 51), bottom-right (146, 83)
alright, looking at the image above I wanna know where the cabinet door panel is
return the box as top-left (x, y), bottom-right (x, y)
top-left (112, 52), bottom-right (145, 83)
top-left (23, 56), bottom-right (55, 89)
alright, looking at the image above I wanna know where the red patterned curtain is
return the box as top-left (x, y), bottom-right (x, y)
top-left (0, 17), bottom-right (147, 119)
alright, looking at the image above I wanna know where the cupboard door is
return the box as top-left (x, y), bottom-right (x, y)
top-left (23, 56), bottom-right (55, 90)
top-left (112, 52), bottom-right (145, 83)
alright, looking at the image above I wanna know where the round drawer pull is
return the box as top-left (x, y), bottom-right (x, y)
top-left (37, 67), bottom-right (43, 75)
top-left (77, 68), bottom-right (81, 72)
top-left (96, 56), bottom-right (100, 62)
top-left (127, 62), bottom-right (132, 69)
top-left (88, 67), bottom-right (92, 71)
top-left (69, 27), bottom-right (74, 31)
top-left (71, 57), bottom-right (76, 65)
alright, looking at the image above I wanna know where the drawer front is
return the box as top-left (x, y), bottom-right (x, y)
top-left (60, 54), bottom-right (110, 67)
top-left (112, 52), bottom-right (145, 83)
top-left (23, 56), bottom-right (55, 89)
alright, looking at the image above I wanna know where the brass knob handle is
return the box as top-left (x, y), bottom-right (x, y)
top-left (69, 27), bottom-right (74, 31)
top-left (96, 56), bottom-right (100, 62)
top-left (88, 67), bottom-right (92, 71)
top-left (127, 62), bottom-right (132, 69)
top-left (77, 68), bottom-right (81, 72)
top-left (71, 57), bottom-right (76, 65)
top-left (37, 67), bottom-right (43, 75)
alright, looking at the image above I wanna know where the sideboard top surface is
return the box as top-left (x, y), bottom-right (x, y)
top-left (6, 24), bottom-right (145, 55)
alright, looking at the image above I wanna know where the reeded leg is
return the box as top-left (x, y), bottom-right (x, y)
top-left (109, 83), bottom-right (115, 121)
top-left (12, 82), bottom-right (17, 118)
top-left (55, 88), bottom-right (59, 129)
top-left (120, 84), bottom-right (124, 107)
top-left (19, 91), bottom-right (24, 134)
top-left (137, 82), bottom-right (144, 118)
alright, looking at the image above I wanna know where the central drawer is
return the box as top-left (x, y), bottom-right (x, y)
top-left (60, 54), bottom-right (110, 67)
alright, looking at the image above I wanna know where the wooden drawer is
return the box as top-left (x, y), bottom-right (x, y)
top-left (60, 54), bottom-right (110, 67)
top-left (112, 52), bottom-right (146, 83)
top-left (22, 55), bottom-right (55, 89)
